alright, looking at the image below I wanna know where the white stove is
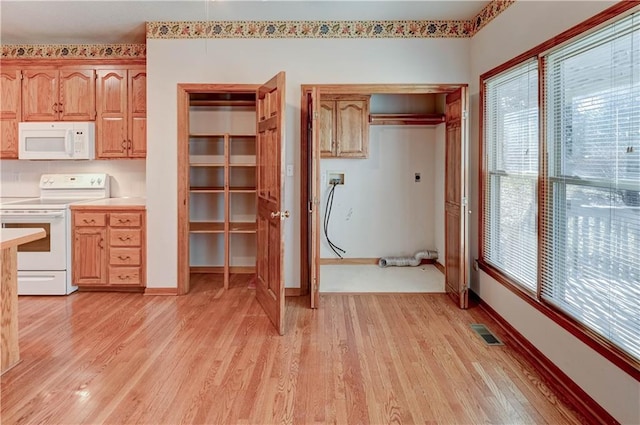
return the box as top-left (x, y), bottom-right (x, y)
top-left (0, 174), bottom-right (110, 295)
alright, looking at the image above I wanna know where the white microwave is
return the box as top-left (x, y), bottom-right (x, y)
top-left (19, 122), bottom-right (95, 160)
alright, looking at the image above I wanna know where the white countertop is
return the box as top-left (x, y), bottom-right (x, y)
top-left (0, 228), bottom-right (47, 250)
top-left (74, 197), bottom-right (146, 207)
top-left (0, 197), bottom-right (33, 205)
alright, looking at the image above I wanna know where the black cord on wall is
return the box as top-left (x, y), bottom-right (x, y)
top-left (324, 181), bottom-right (346, 258)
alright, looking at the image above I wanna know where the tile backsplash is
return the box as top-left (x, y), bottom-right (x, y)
top-left (0, 159), bottom-right (146, 198)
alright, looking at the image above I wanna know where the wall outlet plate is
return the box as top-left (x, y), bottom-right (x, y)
top-left (328, 172), bottom-right (345, 185)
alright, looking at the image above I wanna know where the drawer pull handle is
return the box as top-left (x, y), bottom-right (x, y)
top-left (118, 275), bottom-right (131, 280)
top-left (98, 239), bottom-right (104, 249)
top-left (118, 219), bottom-right (131, 223)
top-left (118, 236), bottom-right (131, 241)
top-left (83, 219), bottom-right (96, 224)
top-left (118, 255), bottom-right (131, 260)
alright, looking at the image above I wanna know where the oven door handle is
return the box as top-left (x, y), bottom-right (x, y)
top-left (1, 212), bottom-right (65, 220)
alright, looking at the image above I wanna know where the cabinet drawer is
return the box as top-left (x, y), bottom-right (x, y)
top-left (109, 229), bottom-right (141, 247)
top-left (110, 213), bottom-right (142, 227)
top-left (110, 248), bottom-right (141, 266)
top-left (75, 212), bottom-right (106, 227)
top-left (108, 267), bottom-right (141, 285)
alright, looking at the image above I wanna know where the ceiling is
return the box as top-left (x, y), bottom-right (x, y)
top-left (0, 1), bottom-right (489, 44)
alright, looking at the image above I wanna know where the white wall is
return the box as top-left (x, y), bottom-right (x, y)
top-left (320, 125), bottom-right (443, 260)
top-left (0, 160), bottom-right (145, 198)
top-left (470, 2), bottom-right (639, 423)
top-left (147, 37), bottom-right (469, 288)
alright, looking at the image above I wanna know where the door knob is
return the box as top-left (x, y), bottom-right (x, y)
top-left (270, 210), bottom-right (290, 220)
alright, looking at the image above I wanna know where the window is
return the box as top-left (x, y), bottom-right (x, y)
top-left (541, 12), bottom-right (640, 360)
top-left (481, 8), bottom-right (640, 366)
top-left (483, 60), bottom-right (539, 292)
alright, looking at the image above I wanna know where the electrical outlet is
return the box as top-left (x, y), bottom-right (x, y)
top-left (286, 164), bottom-right (294, 177)
top-left (415, 173), bottom-right (421, 182)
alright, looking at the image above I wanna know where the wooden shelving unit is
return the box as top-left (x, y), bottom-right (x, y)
top-left (368, 113), bottom-right (445, 126)
top-left (188, 124), bottom-right (257, 288)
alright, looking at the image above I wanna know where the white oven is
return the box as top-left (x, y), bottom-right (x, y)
top-left (0, 174), bottom-right (109, 295)
top-left (0, 210), bottom-right (66, 270)
top-left (1, 205), bottom-right (71, 295)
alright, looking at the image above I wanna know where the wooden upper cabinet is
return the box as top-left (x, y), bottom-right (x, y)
top-left (319, 100), bottom-right (334, 157)
top-left (22, 68), bottom-right (95, 121)
top-left (96, 67), bottom-right (146, 159)
top-left (319, 95), bottom-right (370, 158)
top-left (128, 70), bottom-right (147, 158)
top-left (22, 68), bottom-right (58, 121)
top-left (0, 68), bottom-right (21, 158)
top-left (58, 69), bottom-right (95, 121)
top-left (336, 98), bottom-right (369, 158)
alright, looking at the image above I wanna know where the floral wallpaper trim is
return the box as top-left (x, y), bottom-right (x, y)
top-left (1, 44), bottom-right (146, 59)
top-left (145, 1), bottom-right (516, 39)
top-left (471, 0), bottom-right (516, 34)
top-left (147, 20), bottom-right (474, 38)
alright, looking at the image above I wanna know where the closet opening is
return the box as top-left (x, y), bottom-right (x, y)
top-left (177, 73), bottom-right (287, 335)
top-left (178, 85), bottom-right (259, 294)
top-left (300, 84), bottom-right (469, 309)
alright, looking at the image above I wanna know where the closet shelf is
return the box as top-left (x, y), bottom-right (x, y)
top-left (190, 134), bottom-right (255, 138)
top-left (190, 222), bottom-right (225, 233)
top-left (229, 186), bottom-right (256, 193)
top-left (368, 113), bottom-right (445, 126)
top-left (190, 100), bottom-right (256, 107)
top-left (190, 186), bottom-right (225, 193)
top-left (229, 222), bottom-right (257, 233)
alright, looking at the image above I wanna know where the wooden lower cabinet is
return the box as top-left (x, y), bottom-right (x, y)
top-left (72, 206), bottom-right (146, 291)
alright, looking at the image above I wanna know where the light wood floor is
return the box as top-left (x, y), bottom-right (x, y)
top-left (1, 274), bottom-right (583, 424)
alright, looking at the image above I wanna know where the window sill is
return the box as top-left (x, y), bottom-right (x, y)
top-left (477, 259), bottom-right (640, 380)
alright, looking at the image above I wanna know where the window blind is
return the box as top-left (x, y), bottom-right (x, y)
top-left (483, 59), bottom-right (539, 292)
top-left (542, 12), bottom-right (640, 360)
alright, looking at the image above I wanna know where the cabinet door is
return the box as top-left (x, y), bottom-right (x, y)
top-left (319, 100), bottom-right (335, 157)
top-left (128, 69), bottom-right (146, 158)
top-left (59, 69), bottom-right (95, 121)
top-left (73, 227), bottom-right (108, 285)
top-left (0, 69), bottom-right (21, 158)
top-left (22, 69), bottom-right (58, 121)
top-left (336, 98), bottom-right (369, 158)
top-left (96, 69), bottom-right (128, 158)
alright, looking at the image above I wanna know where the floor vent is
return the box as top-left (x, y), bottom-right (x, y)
top-left (470, 324), bottom-right (504, 346)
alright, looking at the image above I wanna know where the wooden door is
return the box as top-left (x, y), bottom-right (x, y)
top-left (309, 88), bottom-right (321, 308)
top-left (255, 71), bottom-right (286, 335)
top-left (59, 69), bottom-right (95, 121)
top-left (319, 100), bottom-right (334, 157)
top-left (73, 228), bottom-right (108, 285)
top-left (22, 69), bottom-right (58, 121)
top-left (444, 88), bottom-right (468, 308)
top-left (0, 68), bottom-right (21, 158)
top-left (336, 98), bottom-right (370, 158)
top-left (128, 69), bottom-right (147, 158)
top-left (96, 69), bottom-right (128, 158)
